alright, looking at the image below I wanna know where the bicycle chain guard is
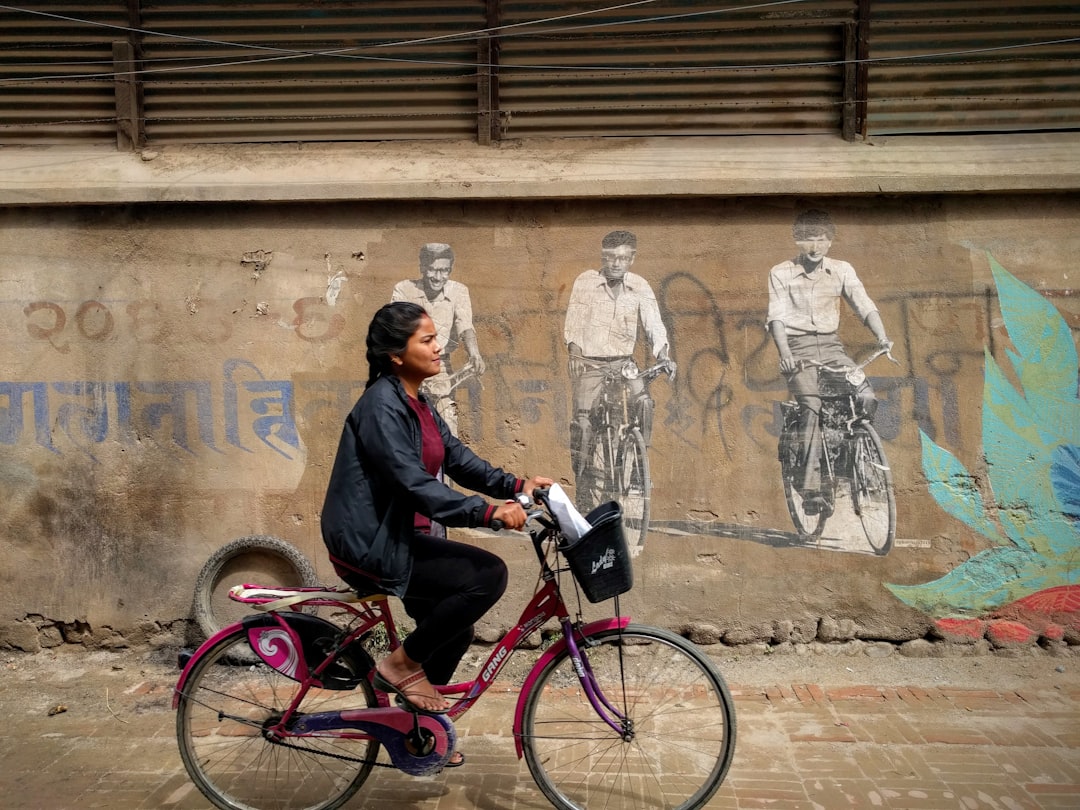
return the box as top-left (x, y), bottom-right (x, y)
top-left (290, 707), bottom-right (457, 776)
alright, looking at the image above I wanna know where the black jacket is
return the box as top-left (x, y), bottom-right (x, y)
top-left (321, 374), bottom-right (521, 597)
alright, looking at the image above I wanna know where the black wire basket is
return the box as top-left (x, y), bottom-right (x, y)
top-left (558, 501), bottom-right (633, 603)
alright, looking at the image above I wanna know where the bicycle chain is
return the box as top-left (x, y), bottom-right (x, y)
top-left (182, 689), bottom-right (395, 769)
top-left (265, 734), bottom-right (394, 769)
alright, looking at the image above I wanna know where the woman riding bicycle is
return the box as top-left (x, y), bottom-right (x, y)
top-left (321, 301), bottom-right (552, 728)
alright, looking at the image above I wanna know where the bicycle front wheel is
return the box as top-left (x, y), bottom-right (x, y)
top-left (849, 423), bottom-right (896, 555)
top-left (521, 624), bottom-right (736, 810)
top-left (618, 427), bottom-right (651, 551)
top-left (779, 426), bottom-right (825, 538)
top-left (176, 625), bottom-right (378, 810)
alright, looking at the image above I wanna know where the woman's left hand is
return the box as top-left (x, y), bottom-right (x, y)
top-left (523, 476), bottom-right (554, 497)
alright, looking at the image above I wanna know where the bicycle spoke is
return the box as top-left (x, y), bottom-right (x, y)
top-left (850, 425), bottom-right (896, 555)
top-left (618, 428), bottom-right (651, 551)
top-left (779, 428), bottom-right (826, 538)
top-left (522, 625), bottom-right (735, 810)
top-left (176, 627), bottom-right (377, 810)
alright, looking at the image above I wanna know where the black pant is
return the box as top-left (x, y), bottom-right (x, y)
top-left (399, 534), bottom-right (508, 685)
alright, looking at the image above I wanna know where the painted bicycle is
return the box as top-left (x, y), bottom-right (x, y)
top-left (778, 346), bottom-right (899, 555)
top-left (577, 360), bottom-right (674, 553)
top-left (173, 489), bottom-right (736, 810)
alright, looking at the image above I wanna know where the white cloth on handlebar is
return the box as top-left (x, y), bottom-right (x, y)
top-left (546, 483), bottom-right (593, 541)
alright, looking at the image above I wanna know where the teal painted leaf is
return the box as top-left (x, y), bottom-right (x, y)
top-left (1051, 444), bottom-right (1080, 523)
top-left (990, 255), bottom-right (1078, 403)
top-left (892, 256), bottom-right (1080, 620)
top-left (982, 350), bottom-right (1077, 558)
top-left (885, 546), bottom-right (1077, 616)
top-left (919, 430), bottom-right (1005, 544)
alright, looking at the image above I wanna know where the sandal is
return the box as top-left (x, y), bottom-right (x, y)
top-left (372, 668), bottom-right (450, 715)
top-left (445, 751), bottom-right (465, 768)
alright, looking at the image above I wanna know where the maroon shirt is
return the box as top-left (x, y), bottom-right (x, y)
top-left (405, 396), bottom-right (445, 532)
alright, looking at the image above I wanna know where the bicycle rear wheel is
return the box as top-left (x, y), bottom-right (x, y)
top-left (176, 626), bottom-right (378, 810)
top-left (617, 427), bottom-right (651, 552)
top-left (521, 624), bottom-right (736, 810)
top-left (778, 426), bottom-right (826, 538)
top-left (849, 423), bottom-right (896, 555)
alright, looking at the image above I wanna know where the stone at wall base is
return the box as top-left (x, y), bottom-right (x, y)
top-left (0, 620), bottom-right (42, 653)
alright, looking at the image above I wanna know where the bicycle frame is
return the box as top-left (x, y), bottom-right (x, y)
top-left (173, 520), bottom-right (633, 762)
top-left (778, 346), bottom-right (898, 550)
top-left (585, 360), bottom-right (667, 486)
top-left (592, 360), bottom-right (667, 432)
top-left (801, 346), bottom-right (896, 479)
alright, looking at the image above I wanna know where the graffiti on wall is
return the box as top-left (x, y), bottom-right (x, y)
top-left (887, 256), bottom-right (1080, 643)
top-left (6, 236), bottom-right (1075, 576)
top-left (0, 363), bottom-right (362, 461)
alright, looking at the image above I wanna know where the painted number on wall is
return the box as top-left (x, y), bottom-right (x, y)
top-left (23, 298), bottom-right (345, 349)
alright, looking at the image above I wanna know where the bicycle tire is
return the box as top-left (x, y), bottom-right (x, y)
top-left (579, 422), bottom-right (619, 513)
top-left (778, 427), bottom-right (826, 538)
top-left (521, 624), bottom-right (736, 810)
top-left (849, 423), bottom-right (896, 555)
top-left (193, 535), bottom-right (320, 645)
top-left (176, 624), bottom-right (378, 810)
top-left (617, 427), bottom-right (651, 551)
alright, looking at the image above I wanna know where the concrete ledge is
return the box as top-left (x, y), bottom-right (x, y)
top-left (2, 133), bottom-right (1078, 205)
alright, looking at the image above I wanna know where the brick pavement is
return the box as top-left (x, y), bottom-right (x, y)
top-left (0, 648), bottom-right (1077, 809)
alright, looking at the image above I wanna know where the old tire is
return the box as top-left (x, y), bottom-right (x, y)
top-left (192, 535), bottom-right (320, 643)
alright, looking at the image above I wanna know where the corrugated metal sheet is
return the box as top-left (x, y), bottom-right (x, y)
top-left (496, 0), bottom-right (857, 138)
top-left (867, 0), bottom-right (1080, 134)
top-left (0, 3), bottom-right (128, 144)
top-left (138, 1), bottom-right (487, 144)
top-left (1, 2), bottom-right (1077, 147)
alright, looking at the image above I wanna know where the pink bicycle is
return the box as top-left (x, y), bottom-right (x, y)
top-left (173, 490), bottom-right (736, 810)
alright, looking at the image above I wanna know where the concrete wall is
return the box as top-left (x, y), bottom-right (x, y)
top-left (1, 189), bottom-right (1078, 652)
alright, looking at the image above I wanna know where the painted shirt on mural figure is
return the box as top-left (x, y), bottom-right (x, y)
top-left (564, 269), bottom-right (669, 359)
top-left (766, 257), bottom-right (878, 336)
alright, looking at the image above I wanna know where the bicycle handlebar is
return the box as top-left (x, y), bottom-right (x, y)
top-left (576, 356), bottom-right (676, 384)
top-left (799, 345), bottom-right (898, 375)
top-left (489, 490), bottom-right (547, 533)
top-left (635, 360), bottom-right (677, 383)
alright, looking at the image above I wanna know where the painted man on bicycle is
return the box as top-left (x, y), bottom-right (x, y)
top-left (391, 243), bottom-right (485, 436)
top-left (564, 230), bottom-right (675, 506)
top-left (767, 210), bottom-right (893, 518)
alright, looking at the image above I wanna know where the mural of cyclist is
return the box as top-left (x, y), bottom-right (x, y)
top-left (391, 243), bottom-right (485, 436)
top-left (767, 209), bottom-right (893, 518)
top-left (564, 230), bottom-right (675, 509)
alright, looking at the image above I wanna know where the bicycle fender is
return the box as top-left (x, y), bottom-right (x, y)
top-left (511, 616), bottom-right (631, 758)
top-left (173, 621), bottom-right (247, 708)
top-left (173, 613), bottom-right (369, 709)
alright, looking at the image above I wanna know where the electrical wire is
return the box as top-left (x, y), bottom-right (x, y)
top-left (0, 1), bottom-right (810, 57)
top-left (0, 1), bottom-right (1076, 136)
top-left (3, 33), bottom-right (1077, 87)
top-left (1, 0), bottom-right (1075, 87)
